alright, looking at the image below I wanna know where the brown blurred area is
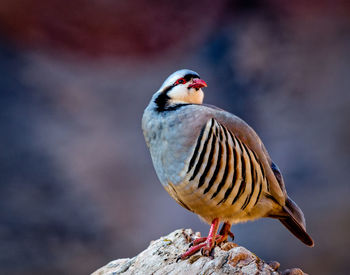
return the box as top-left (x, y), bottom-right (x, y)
top-left (0, 0), bottom-right (349, 274)
top-left (0, 0), bottom-right (223, 57)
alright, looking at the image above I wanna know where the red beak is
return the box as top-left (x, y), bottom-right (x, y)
top-left (188, 79), bottom-right (208, 89)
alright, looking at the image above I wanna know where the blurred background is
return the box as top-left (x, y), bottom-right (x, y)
top-left (0, 0), bottom-right (349, 274)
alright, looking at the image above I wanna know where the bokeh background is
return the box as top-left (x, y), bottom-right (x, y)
top-left (1, 0), bottom-right (349, 274)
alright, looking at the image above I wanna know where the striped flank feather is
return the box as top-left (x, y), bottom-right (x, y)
top-left (185, 118), bottom-right (268, 213)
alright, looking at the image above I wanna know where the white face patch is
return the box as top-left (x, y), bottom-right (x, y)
top-left (167, 84), bottom-right (204, 105)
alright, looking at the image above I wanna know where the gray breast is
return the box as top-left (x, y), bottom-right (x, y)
top-left (142, 105), bottom-right (209, 187)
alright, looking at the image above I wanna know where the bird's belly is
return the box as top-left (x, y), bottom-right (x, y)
top-left (165, 179), bottom-right (266, 224)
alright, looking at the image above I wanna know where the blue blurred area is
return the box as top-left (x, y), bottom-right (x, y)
top-left (0, 1), bottom-right (349, 274)
top-left (0, 42), bottom-right (107, 274)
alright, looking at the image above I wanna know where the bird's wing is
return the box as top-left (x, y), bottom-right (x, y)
top-left (202, 104), bottom-right (287, 205)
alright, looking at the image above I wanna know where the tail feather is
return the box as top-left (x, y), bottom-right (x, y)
top-left (278, 197), bottom-right (314, 247)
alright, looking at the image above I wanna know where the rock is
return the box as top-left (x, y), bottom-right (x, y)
top-left (92, 229), bottom-right (306, 275)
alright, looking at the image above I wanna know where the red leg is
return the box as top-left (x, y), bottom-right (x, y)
top-left (178, 220), bottom-right (234, 261)
top-left (201, 218), bottom-right (220, 256)
top-left (179, 218), bottom-right (220, 260)
top-left (218, 222), bottom-right (232, 243)
top-left (190, 235), bottom-right (224, 247)
top-left (177, 242), bottom-right (207, 261)
top-left (191, 222), bottom-right (232, 244)
top-left (190, 237), bottom-right (207, 246)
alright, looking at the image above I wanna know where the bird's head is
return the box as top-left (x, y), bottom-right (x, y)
top-left (153, 69), bottom-right (207, 112)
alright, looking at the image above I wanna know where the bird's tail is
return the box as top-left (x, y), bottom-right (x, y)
top-left (275, 197), bottom-right (314, 247)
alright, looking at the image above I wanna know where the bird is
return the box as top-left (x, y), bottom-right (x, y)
top-left (142, 69), bottom-right (314, 260)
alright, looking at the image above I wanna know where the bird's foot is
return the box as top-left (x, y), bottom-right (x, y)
top-left (189, 230), bottom-right (234, 247)
top-left (179, 237), bottom-right (216, 260)
top-left (189, 235), bottom-right (221, 247)
top-left (180, 223), bottom-right (234, 260)
top-left (200, 235), bottom-right (220, 257)
top-left (178, 219), bottom-right (234, 261)
top-left (179, 233), bottom-right (230, 260)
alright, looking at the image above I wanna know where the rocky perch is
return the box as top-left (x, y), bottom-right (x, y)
top-left (92, 229), bottom-right (306, 275)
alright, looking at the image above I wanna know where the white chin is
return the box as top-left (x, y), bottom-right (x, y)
top-left (192, 89), bottom-right (204, 104)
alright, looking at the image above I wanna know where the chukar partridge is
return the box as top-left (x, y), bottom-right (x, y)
top-left (142, 69), bottom-right (314, 259)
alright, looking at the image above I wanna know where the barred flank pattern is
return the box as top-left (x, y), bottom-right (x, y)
top-left (186, 118), bottom-right (268, 212)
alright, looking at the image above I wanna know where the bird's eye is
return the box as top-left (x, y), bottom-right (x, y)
top-left (174, 78), bottom-right (186, 85)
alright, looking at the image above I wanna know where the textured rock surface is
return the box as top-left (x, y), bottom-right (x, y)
top-left (92, 229), bottom-right (306, 275)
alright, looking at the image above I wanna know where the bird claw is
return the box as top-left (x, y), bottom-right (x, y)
top-left (200, 246), bottom-right (212, 257)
